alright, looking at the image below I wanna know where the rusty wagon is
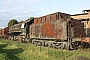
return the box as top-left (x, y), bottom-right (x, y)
top-left (0, 27), bottom-right (9, 39)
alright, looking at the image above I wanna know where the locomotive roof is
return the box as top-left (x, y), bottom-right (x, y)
top-left (35, 12), bottom-right (70, 18)
top-left (70, 13), bottom-right (88, 16)
top-left (78, 18), bottom-right (89, 21)
top-left (82, 9), bottom-right (90, 12)
top-left (71, 9), bottom-right (90, 16)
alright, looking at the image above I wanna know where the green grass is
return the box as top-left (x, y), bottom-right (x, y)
top-left (0, 39), bottom-right (90, 60)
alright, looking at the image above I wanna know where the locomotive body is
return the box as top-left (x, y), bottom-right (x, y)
top-left (8, 18), bottom-right (34, 42)
top-left (30, 20), bottom-right (85, 40)
top-left (29, 12), bottom-right (85, 49)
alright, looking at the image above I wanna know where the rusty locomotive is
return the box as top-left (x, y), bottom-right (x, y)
top-left (1, 12), bottom-right (86, 50)
top-left (30, 12), bottom-right (85, 50)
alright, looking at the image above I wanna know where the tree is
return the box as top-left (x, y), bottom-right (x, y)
top-left (29, 17), bottom-right (34, 20)
top-left (8, 19), bottom-right (18, 27)
top-left (20, 20), bottom-right (24, 23)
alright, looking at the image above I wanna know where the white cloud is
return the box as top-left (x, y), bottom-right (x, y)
top-left (11, 16), bottom-right (22, 19)
top-left (0, 10), bottom-right (9, 13)
top-left (0, 0), bottom-right (41, 27)
top-left (0, 27), bottom-right (4, 28)
top-left (1, 17), bottom-right (8, 19)
top-left (0, 8), bottom-right (18, 14)
top-left (3, 0), bottom-right (40, 6)
top-left (27, 0), bottom-right (41, 2)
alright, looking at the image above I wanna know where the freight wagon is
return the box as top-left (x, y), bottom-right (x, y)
top-left (0, 28), bottom-right (2, 37)
top-left (29, 12), bottom-right (85, 50)
top-left (0, 27), bottom-right (9, 39)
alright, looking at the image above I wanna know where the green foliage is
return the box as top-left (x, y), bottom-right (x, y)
top-left (8, 19), bottom-right (18, 27)
top-left (29, 17), bottom-right (34, 20)
top-left (20, 20), bottom-right (24, 23)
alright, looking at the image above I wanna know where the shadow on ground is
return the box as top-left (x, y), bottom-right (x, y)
top-left (0, 44), bottom-right (23, 60)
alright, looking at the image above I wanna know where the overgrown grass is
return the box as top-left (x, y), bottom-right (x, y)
top-left (0, 38), bottom-right (90, 60)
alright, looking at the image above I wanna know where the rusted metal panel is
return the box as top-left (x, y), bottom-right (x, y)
top-left (0, 27), bottom-right (9, 38)
top-left (53, 13), bottom-right (57, 20)
top-left (4, 27), bottom-right (9, 38)
top-left (35, 24), bottom-right (42, 38)
top-left (0, 29), bottom-right (2, 37)
top-left (57, 12), bottom-right (70, 20)
top-left (30, 24), bottom-right (35, 38)
top-left (37, 18), bottom-right (40, 24)
top-left (30, 24), bottom-right (42, 38)
top-left (70, 19), bottom-right (81, 28)
top-left (30, 20), bottom-right (67, 40)
top-left (55, 20), bottom-right (67, 40)
top-left (84, 38), bottom-right (90, 43)
top-left (74, 28), bottom-right (80, 37)
top-left (81, 28), bottom-right (86, 37)
top-left (70, 19), bottom-right (86, 37)
top-left (46, 15), bottom-right (50, 22)
top-left (42, 22), bottom-right (55, 38)
top-left (81, 23), bottom-right (84, 28)
top-left (42, 16), bottom-right (45, 24)
top-left (2, 29), bottom-right (4, 37)
top-left (34, 18), bottom-right (38, 24)
top-left (34, 17), bottom-right (42, 24)
top-left (34, 18), bottom-right (41, 24)
top-left (34, 12), bottom-right (70, 24)
top-left (50, 13), bottom-right (57, 21)
top-left (1, 29), bottom-right (3, 37)
top-left (86, 28), bottom-right (90, 37)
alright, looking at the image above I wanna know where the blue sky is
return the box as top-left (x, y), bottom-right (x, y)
top-left (0, 0), bottom-right (90, 28)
